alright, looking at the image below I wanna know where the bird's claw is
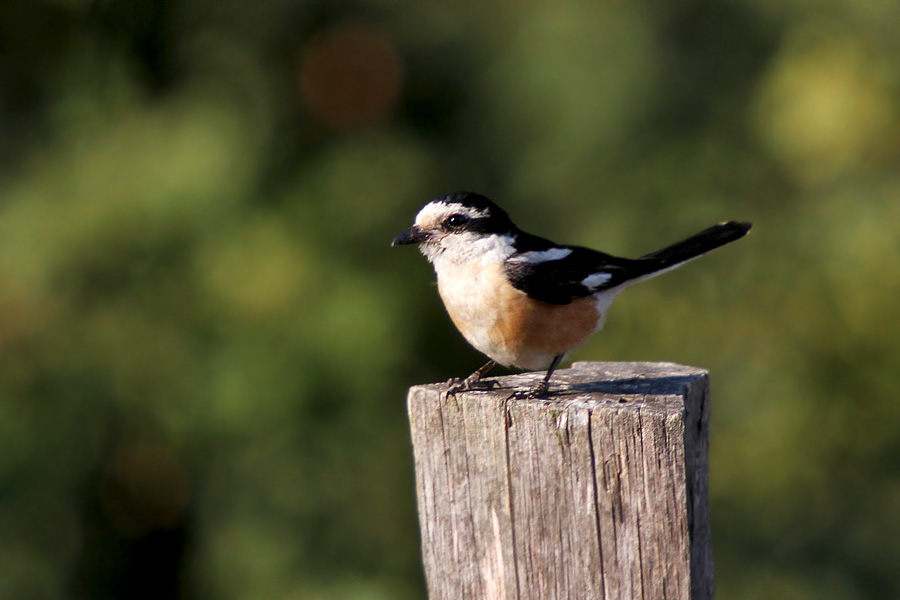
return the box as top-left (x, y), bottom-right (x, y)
top-left (445, 376), bottom-right (499, 396)
top-left (506, 381), bottom-right (550, 400)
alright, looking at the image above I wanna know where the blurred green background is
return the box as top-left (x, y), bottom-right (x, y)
top-left (1, 1), bottom-right (899, 599)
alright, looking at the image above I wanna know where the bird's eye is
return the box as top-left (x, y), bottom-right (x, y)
top-left (445, 214), bottom-right (469, 229)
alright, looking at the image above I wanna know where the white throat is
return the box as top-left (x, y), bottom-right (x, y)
top-left (422, 233), bottom-right (517, 269)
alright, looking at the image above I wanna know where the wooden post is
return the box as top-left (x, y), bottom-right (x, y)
top-left (407, 361), bottom-right (712, 600)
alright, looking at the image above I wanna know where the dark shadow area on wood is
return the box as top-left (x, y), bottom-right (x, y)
top-left (569, 375), bottom-right (701, 396)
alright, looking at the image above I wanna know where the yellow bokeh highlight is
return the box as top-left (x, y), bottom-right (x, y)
top-left (754, 25), bottom-right (897, 185)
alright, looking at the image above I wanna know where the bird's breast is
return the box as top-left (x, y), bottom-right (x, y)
top-left (435, 260), bottom-right (604, 370)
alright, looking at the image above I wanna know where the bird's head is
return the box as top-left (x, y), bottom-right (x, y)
top-left (392, 192), bottom-right (516, 263)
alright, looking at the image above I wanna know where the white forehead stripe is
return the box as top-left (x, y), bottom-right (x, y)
top-left (414, 201), bottom-right (486, 227)
top-left (582, 272), bottom-right (612, 288)
top-left (509, 248), bottom-right (572, 263)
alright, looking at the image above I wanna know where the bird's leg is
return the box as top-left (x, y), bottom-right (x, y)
top-left (508, 354), bottom-right (565, 400)
top-left (447, 360), bottom-right (498, 394)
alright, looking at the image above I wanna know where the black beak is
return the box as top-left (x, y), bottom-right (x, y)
top-left (392, 225), bottom-right (428, 246)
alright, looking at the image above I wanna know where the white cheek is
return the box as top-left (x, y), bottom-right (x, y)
top-left (420, 242), bottom-right (442, 263)
top-left (431, 233), bottom-right (515, 267)
top-left (479, 235), bottom-right (517, 264)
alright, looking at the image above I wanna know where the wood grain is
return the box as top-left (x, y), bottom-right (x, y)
top-left (407, 361), bottom-right (712, 600)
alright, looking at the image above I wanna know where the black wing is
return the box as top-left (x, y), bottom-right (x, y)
top-left (503, 233), bottom-right (651, 305)
top-left (504, 222), bottom-right (752, 305)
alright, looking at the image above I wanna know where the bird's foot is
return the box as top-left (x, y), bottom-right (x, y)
top-left (506, 380), bottom-right (551, 400)
top-left (445, 360), bottom-right (499, 396)
top-left (445, 375), bottom-right (499, 396)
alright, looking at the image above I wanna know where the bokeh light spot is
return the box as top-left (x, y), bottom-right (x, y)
top-left (754, 26), bottom-right (897, 186)
top-left (100, 443), bottom-right (191, 537)
top-left (299, 23), bottom-right (403, 129)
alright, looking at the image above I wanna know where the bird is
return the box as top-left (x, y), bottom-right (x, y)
top-left (392, 191), bottom-right (751, 398)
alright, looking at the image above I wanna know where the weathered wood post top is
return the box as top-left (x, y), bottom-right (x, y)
top-left (407, 361), bottom-right (713, 600)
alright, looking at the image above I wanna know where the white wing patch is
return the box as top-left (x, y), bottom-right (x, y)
top-left (582, 272), bottom-right (612, 289)
top-left (509, 248), bottom-right (573, 263)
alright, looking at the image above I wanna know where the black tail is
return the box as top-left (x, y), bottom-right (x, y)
top-left (640, 221), bottom-right (752, 270)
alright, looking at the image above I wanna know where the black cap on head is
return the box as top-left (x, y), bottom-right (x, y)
top-left (433, 191), bottom-right (500, 215)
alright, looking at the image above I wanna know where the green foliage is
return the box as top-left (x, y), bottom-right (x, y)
top-left (0, 1), bottom-right (898, 598)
